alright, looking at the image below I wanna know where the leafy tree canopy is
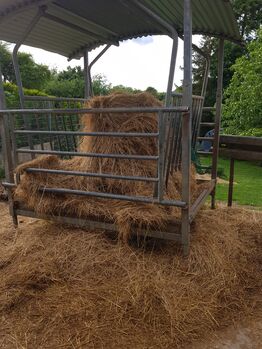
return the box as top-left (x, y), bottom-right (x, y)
top-left (223, 29), bottom-right (262, 136)
top-left (0, 42), bottom-right (51, 90)
top-left (192, 0), bottom-right (262, 106)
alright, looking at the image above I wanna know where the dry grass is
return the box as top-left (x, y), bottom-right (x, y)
top-left (0, 202), bottom-right (261, 348)
top-left (14, 93), bottom-right (204, 240)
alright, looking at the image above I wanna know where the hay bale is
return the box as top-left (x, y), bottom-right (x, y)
top-left (0, 202), bottom-right (261, 348)
top-left (15, 93), bottom-right (203, 239)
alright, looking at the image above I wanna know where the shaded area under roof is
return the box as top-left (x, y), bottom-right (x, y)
top-left (0, 0), bottom-right (241, 59)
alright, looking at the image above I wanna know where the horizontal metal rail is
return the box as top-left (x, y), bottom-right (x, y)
top-left (197, 136), bottom-right (214, 141)
top-left (197, 151), bottom-right (213, 155)
top-left (38, 187), bottom-right (187, 207)
top-left (0, 106), bottom-right (189, 115)
top-left (172, 92), bottom-right (204, 100)
top-left (14, 130), bottom-right (159, 137)
top-left (15, 209), bottom-right (182, 242)
top-left (202, 107), bottom-right (216, 112)
top-left (200, 122), bottom-right (215, 127)
top-left (16, 149), bottom-right (159, 160)
top-left (23, 96), bottom-right (88, 102)
top-left (25, 168), bottom-right (158, 182)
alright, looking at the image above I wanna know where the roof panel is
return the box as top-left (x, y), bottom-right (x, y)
top-left (0, 0), bottom-right (241, 59)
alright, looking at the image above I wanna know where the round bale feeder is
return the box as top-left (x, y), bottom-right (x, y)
top-left (0, 0), bottom-right (241, 255)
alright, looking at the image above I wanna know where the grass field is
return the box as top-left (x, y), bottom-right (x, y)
top-left (201, 156), bottom-right (262, 207)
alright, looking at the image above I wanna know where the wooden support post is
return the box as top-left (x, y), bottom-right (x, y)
top-left (228, 158), bottom-right (235, 207)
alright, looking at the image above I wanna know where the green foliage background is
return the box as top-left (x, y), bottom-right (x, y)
top-left (223, 30), bottom-right (262, 136)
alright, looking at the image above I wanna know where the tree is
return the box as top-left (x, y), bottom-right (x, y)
top-left (0, 42), bottom-right (51, 90)
top-left (17, 52), bottom-right (51, 90)
top-left (92, 74), bottom-right (112, 96)
top-left (192, 0), bottom-right (262, 106)
top-left (45, 69), bottom-right (112, 98)
top-left (0, 42), bottom-right (14, 82)
top-left (223, 30), bottom-right (262, 136)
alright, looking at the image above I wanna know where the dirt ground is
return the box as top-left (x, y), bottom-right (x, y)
top-left (0, 201), bottom-right (261, 348)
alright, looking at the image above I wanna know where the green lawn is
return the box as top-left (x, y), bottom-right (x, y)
top-left (200, 156), bottom-right (262, 207)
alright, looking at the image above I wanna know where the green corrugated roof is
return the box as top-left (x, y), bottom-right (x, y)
top-left (0, 0), bottom-right (241, 59)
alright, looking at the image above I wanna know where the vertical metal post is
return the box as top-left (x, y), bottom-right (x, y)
top-left (201, 56), bottom-right (210, 98)
top-left (0, 65), bottom-right (17, 225)
top-left (181, 0), bottom-right (192, 256)
top-left (12, 6), bottom-right (44, 107)
top-left (163, 34), bottom-right (179, 185)
top-left (211, 39), bottom-right (225, 209)
top-left (228, 158), bottom-right (235, 207)
top-left (84, 49), bottom-right (91, 99)
top-left (165, 35), bottom-right (179, 107)
top-left (12, 50), bottom-right (25, 108)
top-left (12, 7), bottom-right (43, 157)
top-left (157, 111), bottom-right (165, 201)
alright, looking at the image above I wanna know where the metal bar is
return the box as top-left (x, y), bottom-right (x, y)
top-left (165, 35), bottom-right (179, 106)
top-left (200, 122), bottom-right (215, 127)
top-left (34, 113), bottom-right (44, 150)
top-left (192, 97), bottom-right (204, 149)
top-left (42, 12), bottom-right (105, 41)
top-left (228, 158), bottom-right (235, 207)
top-left (24, 96), bottom-right (87, 102)
top-left (201, 55), bottom-right (211, 98)
top-left (0, 1), bottom-right (50, 23)
top-left (197, 151), bottom-right (213, 155)
top-left (157, 112), bottom-right (165, 200)
top-left (87, 44), bottom-right (111, 97)
top-left (16, 149), bottom-right (159, 161)
top-left (197, 137), bottom-right (214, 141)
top-left (25, 168), bottom-right (158, 182)
top-left (68, 114), bottom-right (77, 151)
top-left (54, 114), bottom-right (62, 151)
top-left (9, 112), bottom-right (19, 170)
top-left (83, 49), bottom-right (91, 98)
top-left (181, 0), bottom-right (192, 256)
top-left (131, 0), bottom-right (177, 38)
top-left (38, 187), bottom-right (187, 207)
top-left (191, 44), bottom-right (210, 99)
top-left (202, 107), bottom-right (216, 112)
top-left (129, 0), bottom-right (181, 192)
top-left (15, 130), bottom-right (159, 137)
top-left (171, 111), bottom-right (182, 172)
top-left (15, 209), bottom-right (182, 242)
top-left (47, 101), bottom-right (53, 150)
top-left (12, 6), bottom-right (44, 157)
top-left (173, 93), bottom-right (204, 100)
top-left (211, 39), bottom-right (225, 209)
top-left (189, 180), bottom-right (216, 223)
top-left (171, 96), bottom-right (183, 172)
top-left (89, 45), bottom-right (111, 71)
top-left (0, 106), bottom-right (189, 115)
top-left (0, 67), bottom-right (17, 225)
top-left (163, 34), bottom-right (179, 185)
top-left (12, 7), bottom-right (44, 107)
top-left (61, 114), bottom-right (70, 151)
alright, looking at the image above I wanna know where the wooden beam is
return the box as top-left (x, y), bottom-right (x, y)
top-left (219, 149), bottom-right (262, 161)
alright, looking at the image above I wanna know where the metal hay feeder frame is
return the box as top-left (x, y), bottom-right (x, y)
top-left (0, 0), bottom-right (241, 255)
